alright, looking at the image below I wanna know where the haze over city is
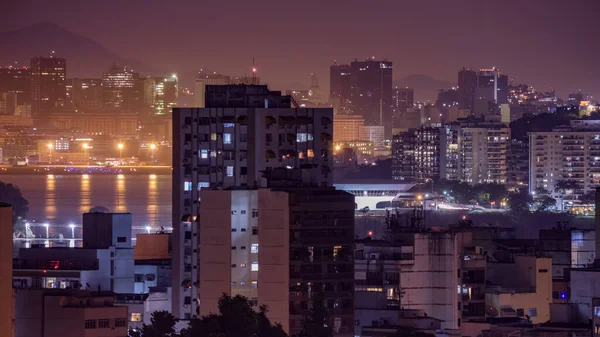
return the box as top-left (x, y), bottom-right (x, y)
top-left (2, 0), bottom-right (600, 100)
top-left (3, 1), bottom-right (600, 337)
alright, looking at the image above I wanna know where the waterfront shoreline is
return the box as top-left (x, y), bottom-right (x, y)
top-left (0, 165), bottom-right (172, 175)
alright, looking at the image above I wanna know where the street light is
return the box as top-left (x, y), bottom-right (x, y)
top-left (150, 144), bottom-right (156, 165)
top-left (82, 143), bottom-right (89, 166)
top-left (69, 224), bottom-right (75, 239)
top-left (47, 143), bottom-right (53, 164)
top-left (118, 143), bottom-right (124, 162)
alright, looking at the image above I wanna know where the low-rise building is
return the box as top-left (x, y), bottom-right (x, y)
top-left (15, 289), bottom-right (128, 337)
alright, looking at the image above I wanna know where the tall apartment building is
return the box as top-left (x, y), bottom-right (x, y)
top-left (391, 126), bottom-right (458, 183)
top-left (198, 181), bottom-right (355, 336)
top-left (528, 120), bottom-right (600, 198)
top-left (457, 119), bottom-right (510, 184)
top-left (172, 85), bottom-right (334, 319)
top-left (0, 203), bottom-right (13, 337)
top-left (31, 56), bottom-right (66, 114)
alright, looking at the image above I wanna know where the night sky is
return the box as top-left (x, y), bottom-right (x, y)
top-left (2, 0), bottom-right (599, 98)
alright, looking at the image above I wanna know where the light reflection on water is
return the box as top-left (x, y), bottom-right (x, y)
top-left (1, 174), bottom-right (172, 227)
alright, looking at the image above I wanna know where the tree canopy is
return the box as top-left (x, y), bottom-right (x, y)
top-left (180, 294), bottom-right (287, 337)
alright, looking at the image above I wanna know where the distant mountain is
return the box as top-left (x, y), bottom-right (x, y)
top-left (394, 74), bottom-right (455, 103)
top-left (0, 22), bottom-right (154, 77)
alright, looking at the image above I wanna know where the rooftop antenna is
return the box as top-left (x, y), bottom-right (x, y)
top-left (252, 57), bottom-right (257, 85)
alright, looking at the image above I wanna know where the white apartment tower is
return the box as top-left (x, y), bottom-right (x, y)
top-left (529, 120), bottom-right (600, 199)
top-left (172, 85), bottom-right (333, 319)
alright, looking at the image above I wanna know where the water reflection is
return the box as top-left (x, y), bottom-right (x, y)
top-left (1, 174), bottom-right (172, 227)
top-left (79, 174), bottom-right (91, 214)
top-left (45, 174), bottom-right (56, 219)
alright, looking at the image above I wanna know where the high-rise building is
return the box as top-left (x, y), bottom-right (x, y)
top-left (333, 114), bottom-right (364, 142)
top-left (31, 55), bottom-right (66, 114)
top-left (172, 84), bottom-right (333, 319)
top-left (69, 78), bottom-right (103, 110)
top-left (392, 126), bottom-right (458, 183)
top-left (101, 64), bottom-right (140, 109)
top-left (457, 119), bottom-right (510, 185)
top-left (143, 75), bottom-right (178, 115)
top-left (459, 67), bottom-right (509, 117)
top-left (349, 59), bottom-right (393, 138)
top-left (193, 72), bottom-right (260, 108)
top-left (198, 181), bottom-right (355, 336)
top-left (392, 87), bottom-right (414, 112)
top-left (0, 203), bottom-right (13, 337)
top-left (0, 66), bottom-right (31, 105)
top-left (329, 63), bottom-right (352, 113)
top-left (457, 68), bottom-right (477, 113)
top-left (528, 120), bottom-right (600, 201)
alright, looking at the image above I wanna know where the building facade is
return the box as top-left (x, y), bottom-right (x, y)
top-left (31, 56), bottom-right (66, 114)
top-left (198, 186), bottom-right (354, 336)
top-left (529, 121), bottom-right (600, 199)
top-left (349, 59), bottom-right (393, 139)
top-left (333, 114), bottom-right (364, 143)
top-left (172, 85), bottom-right (334, 319)
top-left (0, 204), bottom-right (13, 337)
top-left (392, 126), bottom-right (458, 183)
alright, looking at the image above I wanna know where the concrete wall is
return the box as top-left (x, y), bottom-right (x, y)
top-left (134, 234), bottom-right (171, 260)
top-left (486, 257), bottom-right (552, 324)
top-left (199, 190), bottom-right (232, 316)
top-left (257, 189), bottom-right (290, 333)
top-left (0, 204), bottom-right (14, 337)
top-left (570, 269), bottom-right (600, 321)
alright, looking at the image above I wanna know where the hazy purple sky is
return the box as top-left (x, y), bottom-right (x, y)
top-left (2, 0), bottom-right (599, 98)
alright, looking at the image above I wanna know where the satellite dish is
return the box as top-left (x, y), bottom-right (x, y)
top-left (486, 306), bottom-right (499, 317)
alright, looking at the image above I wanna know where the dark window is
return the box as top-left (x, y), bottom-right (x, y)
top-left (516, 308), bottom-right (524, 317)
top-left (241, 246), bottom-right (247, 250)
top-left (252, 227), bottom-right (258, 235)
top-left (134, 274), bottom-right (143, 282)
top-left (266, 134), bottom-right (272, 142)
top-left (552, 291), bottom-right (559, 299)
top-left (115, 319), bottom-right (127, 328)
top-left (117, 237), bottom-right (127, 243)
top-left (241, 228), bottom-right (247, 232)
top-left (185, 231), bottom-right (192, 239)
top-left (457, 269), bottom-right (461, 278)
top-left (85, 320), bottom-right (96, 329)
top-left (231, 246), bottom-right (236, 250)
top-left (538, 269), bottom-right (548, 273)
top-left (241, 167), bottom-right (248, 175)
top-left (145, 274), bottom-right (155, 281)
top-left (231, 228), bottom-right (237, 232)
top-left (184, 297), bottom-right (191, 305)
top-left (98, 319), bottom-right (109, 329)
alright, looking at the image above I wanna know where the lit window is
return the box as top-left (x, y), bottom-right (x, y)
top-left (224, 133), bottom-right (233, 144)
top-left (184, 181), bottom-right (192, 191)
top-left (240, 263), bottom-right (247, 268)
top-left (251, 262), bottom-right (259, 271)
top-left (130, 313), bottom-right (142, 322)
top-left (211, 133), bottom-right (217, 141)
top-left (251, 244), bottom-right (259, 253)
top-left (226, 166), bottom-right (234, 177)
top-left (200, 150), bottom-right (208, 159)
top-left (197, 182), bottom-right (209, 191)
top-left (223, 123), bottom-right (235, 128)
top-left (252, 281), bottom-right (258, 288)
top-left (231, 282), bottom-right (236, 286)
top-left (297, 133), bottom-right (313, 142)
top-left (240, 281), bottom-right (246, 286)
top-left (211, 151), bottom-right (217, 158)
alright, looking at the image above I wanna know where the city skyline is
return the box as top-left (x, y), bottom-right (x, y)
top-left (1, 0), bottom-right (599, 100)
